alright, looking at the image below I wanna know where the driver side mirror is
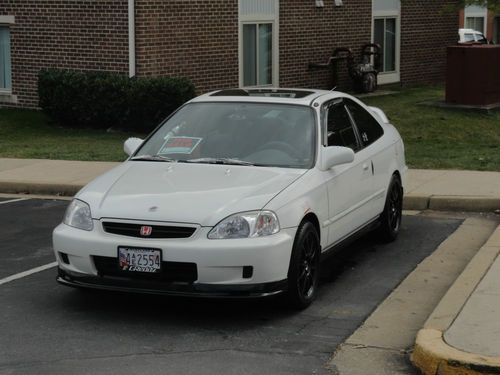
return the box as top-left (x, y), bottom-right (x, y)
top-left (319, 146), bottom-right (355, 171)
top-left (124, 137), bottom-right (144, 156)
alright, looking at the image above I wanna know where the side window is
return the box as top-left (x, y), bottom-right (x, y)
top-left (345, 99), bottom-right (384, 147)
top-left (326, 102), bottom-right (360, 152)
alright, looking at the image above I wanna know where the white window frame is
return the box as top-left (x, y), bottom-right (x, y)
top-left (0, 15), bottom-right (15, 101)
top-left (372, 4), bottom-right (401, 85)
top-left (238, 0), bottom-right (279, 88)
top-left (464, 5), bottom-right (487, 35)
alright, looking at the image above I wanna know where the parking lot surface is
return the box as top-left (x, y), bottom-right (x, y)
top-left (0, 199), bottom-right (461, 375)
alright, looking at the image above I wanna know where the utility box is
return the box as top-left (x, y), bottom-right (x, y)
top-left (446, 45), bottom-right (500, 106)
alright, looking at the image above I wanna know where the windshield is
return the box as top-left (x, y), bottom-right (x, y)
top-left (134, 102), bottom-right (316, 169)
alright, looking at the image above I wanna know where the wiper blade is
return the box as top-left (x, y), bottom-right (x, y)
top-left (182, 158), bottom-right (255, 166)
top-left (130, 155), bottom-right (174, 162)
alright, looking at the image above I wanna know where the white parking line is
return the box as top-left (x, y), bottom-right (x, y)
top-left (0, 198), bottom-right (28, 205)
top-left (0, 262), bottom-right (58, 286)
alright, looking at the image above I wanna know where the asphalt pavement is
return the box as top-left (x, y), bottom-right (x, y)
top-left (0, 198), bottom-right (461, 375)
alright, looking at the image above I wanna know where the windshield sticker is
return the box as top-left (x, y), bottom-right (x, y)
top-left (159, 136), bottom-right (202, 155)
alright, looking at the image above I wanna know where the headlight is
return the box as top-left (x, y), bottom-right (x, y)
top-left (208, 210), bottom-right (280, 239)
top-left (63, 199), bottom-right (93, 231)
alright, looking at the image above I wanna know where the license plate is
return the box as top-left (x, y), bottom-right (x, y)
top-left (118, 247), bottom-right (162, 273)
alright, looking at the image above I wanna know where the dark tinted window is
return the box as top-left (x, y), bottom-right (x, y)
top-left (326, 102), bottom-right (360, 152)
top-left (345, 99), bottom-right (384, 147)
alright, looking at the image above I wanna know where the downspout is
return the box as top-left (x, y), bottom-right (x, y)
top-left (128, 0), bottom-right (136, 77)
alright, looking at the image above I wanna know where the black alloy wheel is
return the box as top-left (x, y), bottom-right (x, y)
top-left (287, 221), bottom-right (320, 309)
top-left (377, 175), bottom-right (403, 242)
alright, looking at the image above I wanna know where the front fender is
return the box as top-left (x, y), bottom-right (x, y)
top-left (265, 170), bottom-right (329, 250)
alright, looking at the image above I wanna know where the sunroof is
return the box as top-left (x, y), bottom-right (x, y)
top-left (210, 89), bottom-right (249, 96)
top-left (247, 89), bottom-right (314, 98)
top-left (211, 88), bottom-right (314, 99)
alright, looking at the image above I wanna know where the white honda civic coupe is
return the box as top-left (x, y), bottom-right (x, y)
top-left (53, 88), bottom-right (406, 308)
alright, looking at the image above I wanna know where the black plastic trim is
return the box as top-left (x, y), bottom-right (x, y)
top-left (57, 268), bottom-right (287, 299)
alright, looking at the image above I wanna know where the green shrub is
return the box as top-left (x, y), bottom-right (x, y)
top-left (38, 69), bottom-right (196, 132)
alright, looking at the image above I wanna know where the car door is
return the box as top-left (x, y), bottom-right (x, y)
top-left (322, 99), bottom-right (374, 247)
top-left (344, 98), bottom-right (390, 218)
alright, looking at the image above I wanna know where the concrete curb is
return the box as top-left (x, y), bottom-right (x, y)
top-left (411, 225), bottom-right (500, 375)
top-left (0, 181), bottom-right (81, 197)
top-left (404, 195), bottom-right (500, 213)
top-left (413, 329), bottom-right (500, 375)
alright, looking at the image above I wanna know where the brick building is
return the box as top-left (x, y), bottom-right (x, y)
top-left (0, 0), bottom-right (458, 109)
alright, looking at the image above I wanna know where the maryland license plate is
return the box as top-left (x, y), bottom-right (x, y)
top-left (118, 247), bottom-right (162, 273)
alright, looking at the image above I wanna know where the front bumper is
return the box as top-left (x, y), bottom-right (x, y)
top-left (53, 221), bottom-right (296, 296)
top-left (57, 267), bottom-right (287, 298)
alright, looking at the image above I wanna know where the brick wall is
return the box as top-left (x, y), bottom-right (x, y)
top-left (0, 0), bottom-right (460, 109)
top-left (0, 0), bottom-right (129, 108)
top-left (134, 0), bottom-right (239, 95)
top-left (279, 0), bottom-right (372, 91)
top-left (400, 0), bottom-right (459, 86)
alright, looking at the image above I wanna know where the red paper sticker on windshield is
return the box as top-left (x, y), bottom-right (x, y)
top-left (159, 137), bottom-right (202, 155)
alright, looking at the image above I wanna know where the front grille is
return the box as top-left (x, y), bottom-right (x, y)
top-left (102, 221), bottom-right (196, 239)
top-left (93, 256), bottom-right (198, 283)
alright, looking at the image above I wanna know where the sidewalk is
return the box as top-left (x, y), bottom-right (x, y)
top-left (412, 226), bottom-right (500, 375)
top-left (0, 157), bottom-right (500, 374)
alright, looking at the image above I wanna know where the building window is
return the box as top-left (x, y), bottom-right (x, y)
top-left (0, 26), bottom-right (11, 91)
top-left (239, 0), bottom-right (279, 87)
top-left (372, 0), bottom-right (400, 84)
top-left (243, 23), bottom-right (273, 86)
top-left (465, 16), bottom-right (485, 33)
top-left (374, 18), bottom-right (396, 73)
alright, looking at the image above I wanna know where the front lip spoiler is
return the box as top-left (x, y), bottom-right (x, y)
top-left (57, 269), bottom-right (287, 299)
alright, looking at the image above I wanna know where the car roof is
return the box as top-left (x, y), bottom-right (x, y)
top-left (190, 88), bottom-right (344, 106)
top-left (459, 28), bottom-right (483, 34)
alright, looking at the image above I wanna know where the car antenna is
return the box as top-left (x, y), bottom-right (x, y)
top-left (331, 86), bottom-right (337, 91)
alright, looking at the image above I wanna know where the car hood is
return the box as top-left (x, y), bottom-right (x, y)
top-left (77, 161), bottom-right (306, 226)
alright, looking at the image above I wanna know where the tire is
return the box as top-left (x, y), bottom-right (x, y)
top-left (377, 175), bottom-right (403, 243)
top-left (286, 221), bottom-right (321, 309)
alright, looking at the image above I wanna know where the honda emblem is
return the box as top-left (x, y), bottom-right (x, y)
top-left (140, 225), bottom-right (153, 236)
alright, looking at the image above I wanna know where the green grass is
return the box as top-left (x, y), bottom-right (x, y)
top-left (362, 86), bottom-right (500, 171)
top-left (1, 86), bottom-right (499, 170)
top-left (0, 110), bottom-right (142, 161)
